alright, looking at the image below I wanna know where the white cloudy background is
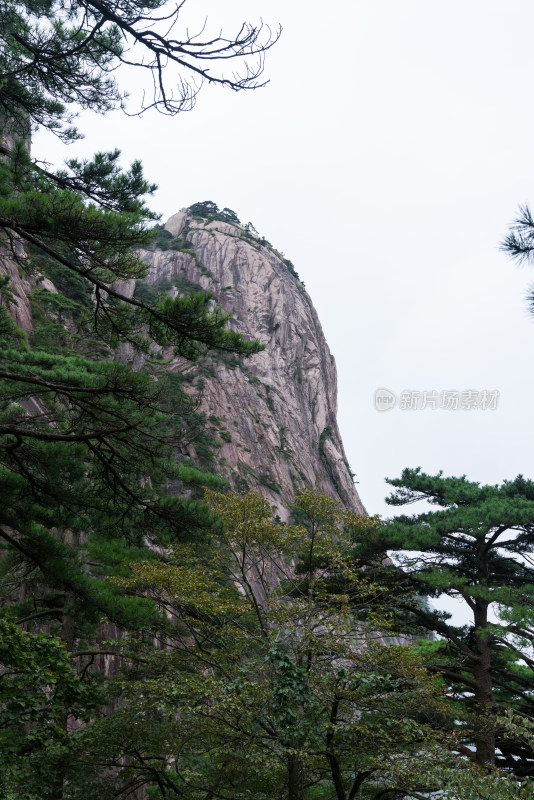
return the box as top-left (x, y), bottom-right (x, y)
top-left (36, 0), bottom-right (534, 517)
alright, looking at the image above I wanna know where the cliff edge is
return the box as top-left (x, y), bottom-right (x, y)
top-left (138, 205), bottom-right (366, 518)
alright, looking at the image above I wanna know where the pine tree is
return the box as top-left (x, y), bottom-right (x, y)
top-left (0, 1), bottom-right (278, 791)
top-left (0, 0), bottom-right (279, 140)
top-left (500, 204), bottom-right (534, 315)
top-left (0, 18), bottom-right (266, 632)
top-left (374, 467), bottom-right (534, 776)
top-left (0, 0), bottom-right (277, 615)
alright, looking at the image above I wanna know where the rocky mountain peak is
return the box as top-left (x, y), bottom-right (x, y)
top-left (139, 203), bottom-right (366, 518)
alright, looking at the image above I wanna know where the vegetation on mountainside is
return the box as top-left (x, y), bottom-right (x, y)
top-left (0, 0), bottom-right (276, 795)
top-left (184, 200), bottom-right (302, 281)
top-left (0, 0), bottom-right (274, 623)
top-left (1, 0), bottom-right (534, 797)
top-left (24, 489), bottom-right (468, 800)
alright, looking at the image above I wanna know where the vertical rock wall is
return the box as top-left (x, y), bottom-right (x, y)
top-left (140, 209), bottom-right (366, 518)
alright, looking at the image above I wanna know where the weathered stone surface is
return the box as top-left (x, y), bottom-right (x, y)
top-left (0, 242), bottom-right (35, 333)
top-left (140, 210), bottom-right (366, 518)
top-left (1, 202), bottom-right (365, 517)
top-left (164, 211), bottom-right (187, 238)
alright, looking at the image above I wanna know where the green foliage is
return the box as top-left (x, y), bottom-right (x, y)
top-left (1, 146), bottom-right (263, 359)
top-left (258, 472), bottom-right (281, 493)
top-left (66, 488), bottom-right (522, 800)
top-left (319, 424), bottom-right (333, 450)
top-left (0, 0), bottom-right (278, 139)
top-left (148, 224), bottom-right (201, 255)
top-left (188, 200), bottom-right (241, 226)
top-left (0, 2), bottom-right (276, 794)
top-left (92, 489), bottom-right (460, 800)
top-left (0, 274), bottom-right (17, 307)
top-left (133, 276), bottom-right (204, 307)
top-left (377, 467), bottom-right (534, 775)
top-left (0, 304), bottom-right (25, 343)
top-left (0, 618), bottom-right (99, 799)
top-left (150, 224), bottom-right (174, 249)
top-left (0, 4), bottom-right (286, 800)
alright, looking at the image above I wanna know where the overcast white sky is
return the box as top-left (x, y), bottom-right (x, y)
top-left (36, 0), bottom-right (534, 518)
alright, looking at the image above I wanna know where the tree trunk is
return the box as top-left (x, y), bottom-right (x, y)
top-left (472, 600), bottom-right (496, 766)
top-left (46, 563), bottom-right (77, 800)
top-left (287, 754), bottom-right (304, 800)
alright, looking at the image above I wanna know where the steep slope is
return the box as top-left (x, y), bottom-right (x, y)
top-left (138, 205), bottom-right (365, 518)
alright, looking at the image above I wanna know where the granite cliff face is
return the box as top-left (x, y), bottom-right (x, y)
top-left (0, 199), bottom-right (365, 518)
top-left (138, 207), bottom-right (365, 518)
